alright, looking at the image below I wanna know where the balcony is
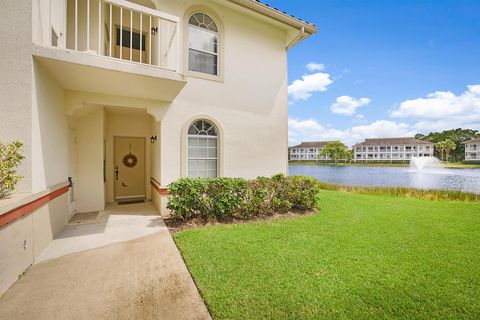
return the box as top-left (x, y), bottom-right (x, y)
top-left (33, 0), bottom-right (186, 101)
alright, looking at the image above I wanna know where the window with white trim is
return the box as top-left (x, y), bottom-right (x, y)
top-left (188, 12), bottom-right (219, 76)
top-left (187, 120), bottom-right (218, 178)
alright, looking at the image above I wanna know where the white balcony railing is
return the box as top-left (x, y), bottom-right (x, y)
top-left (49, 0), bottom-right (180, 72)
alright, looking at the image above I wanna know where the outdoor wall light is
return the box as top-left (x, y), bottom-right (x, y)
top-left (150, 135), bottom-right (157, 144)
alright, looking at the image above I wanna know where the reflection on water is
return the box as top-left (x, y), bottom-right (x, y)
top-left (289, 164), bottom-right (480, 194)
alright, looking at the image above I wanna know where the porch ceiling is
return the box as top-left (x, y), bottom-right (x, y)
top-left (33, 44), bottom-right (187, 102)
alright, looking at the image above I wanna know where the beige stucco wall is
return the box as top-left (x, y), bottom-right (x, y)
top-left (0, 214), bottom-right (33, 296)
top-left (32, 62), bottom-right (70, 193)
top-left (154, 0), bottom-right (289, 185)
top-left (0, 192), bottom-right (68, 296)
top-left (0, 0), bottom-right (72, 296)
top-left (0, 0), bottom-right (33, 192)
top-left (151, 119), bottom-right (162, 183)
top-left (76, 107), bottom-right (106, 213)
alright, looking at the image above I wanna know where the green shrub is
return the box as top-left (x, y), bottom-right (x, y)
top-left (0, 141), bottom-right (24, 199)
top-left (284, 175), bottom-right (319, 211)
top-left (167, 178), bottom-right (247, 220)
top-left (167, 174), bottom-right (319, 221)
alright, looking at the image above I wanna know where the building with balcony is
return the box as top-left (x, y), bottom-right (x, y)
top-left (0, 0), bottom-right (316, 295)
top-left (353, 138), bottom-right (435, 162)
top-left (463, 138), bottom-right (480, 162)
top-left (289, 141), bottom-right (346, 161)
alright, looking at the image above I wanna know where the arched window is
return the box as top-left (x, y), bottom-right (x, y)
top-left (187, 120), bottom-right (218, 178)
top-left (188, 12), bottom-right (219, 76)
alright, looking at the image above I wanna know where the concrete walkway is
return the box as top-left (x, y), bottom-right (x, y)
top-left (0, 202), bottom-right (211, 320)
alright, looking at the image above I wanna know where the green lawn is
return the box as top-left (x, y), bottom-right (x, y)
top-left (174, 190), bottom-right (480, 320)
top-left (443, 162), bottom-right (480, 169)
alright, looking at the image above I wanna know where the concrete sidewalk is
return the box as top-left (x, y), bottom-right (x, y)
top-left (0, 203), bottom-right (211, 320)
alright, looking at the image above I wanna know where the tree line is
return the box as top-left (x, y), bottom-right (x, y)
top-left (415, 128), bottom-right (479, 162)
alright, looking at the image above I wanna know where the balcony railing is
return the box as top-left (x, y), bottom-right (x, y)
top-left (50, 0), bottom-right (180, 72)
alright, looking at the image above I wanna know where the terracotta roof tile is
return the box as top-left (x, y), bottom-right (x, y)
top-left (251, 0), bottom-right (316, 27)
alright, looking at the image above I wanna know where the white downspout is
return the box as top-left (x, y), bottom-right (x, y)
top-left (287, 26), bottom-right (305, 49)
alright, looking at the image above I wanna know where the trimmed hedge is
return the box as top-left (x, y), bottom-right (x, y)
top-left (167, 174), bottom-right (319, 221)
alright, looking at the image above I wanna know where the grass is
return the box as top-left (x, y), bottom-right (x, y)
top-left (175, 190), bottom-right (480, 319)
top-left (316, 182), bottom-right (480, 202)
top-left (444, 162), bottom-right (480, 168)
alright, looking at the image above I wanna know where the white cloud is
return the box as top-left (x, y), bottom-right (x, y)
top-left (330, 96), bottom-right (371, 116)
top-left (350, 120), bottom-right (413, 142)
top-left (288, 72), bottom-right (333, 101)
top-left (390, 85), bottom-right (480, 128)
top-left (288, 84), bottom-right (480, 148)
top-left (305, 63), bottom-right (325, 72)
top-left (289, 118), bottom-right (413, 147)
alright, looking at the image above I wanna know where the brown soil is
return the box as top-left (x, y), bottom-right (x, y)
top-left (165, 210), bottom-right (317, 233)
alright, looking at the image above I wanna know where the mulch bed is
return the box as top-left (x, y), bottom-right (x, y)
top-left (165, 210), bottom-right (317, 233)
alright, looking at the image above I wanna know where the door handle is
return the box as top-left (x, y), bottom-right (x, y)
top-left (115, 166), bottom-right (119, 180)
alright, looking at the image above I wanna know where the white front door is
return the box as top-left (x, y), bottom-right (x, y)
top-left (114, 137), bottom-right (146, 201)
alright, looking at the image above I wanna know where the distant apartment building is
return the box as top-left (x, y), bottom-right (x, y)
top-left (353, 137), bottom-right (434, 162)
top-left (463, 138), bottom-right (480, 161)
top-left (290, 141), bottom-right (341, 161)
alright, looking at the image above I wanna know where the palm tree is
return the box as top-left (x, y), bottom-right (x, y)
top-left (436, 141), bottom-right (446, 161)
top-left (443, 139), bottom-right (456, 162)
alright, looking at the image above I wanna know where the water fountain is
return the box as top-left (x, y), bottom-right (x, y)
top-left (409, 156), bottom-right (443, 171)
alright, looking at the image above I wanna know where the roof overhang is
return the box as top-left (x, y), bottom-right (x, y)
top-left (222, 0), bottom-right (317, 46)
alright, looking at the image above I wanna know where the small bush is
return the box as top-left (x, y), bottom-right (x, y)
top-left (0, 141), bottom-right (24, 199)
top-left (167, 178), bottom-right (247, 220)
top-left (167, 174), bottom-right (319, 221)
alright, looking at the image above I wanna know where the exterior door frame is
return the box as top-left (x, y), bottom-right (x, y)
top-left (68, 128), bottom-right (77, 219)
top-left (113, 136), bottom-right (146, 201)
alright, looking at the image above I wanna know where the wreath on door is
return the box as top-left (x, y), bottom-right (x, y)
top-left (123, 154), bottom-right (138, 168)
top-left (122, 142), bottom-right (138, 168)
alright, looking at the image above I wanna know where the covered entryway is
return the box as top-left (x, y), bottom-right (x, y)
top-left (70, 105), bottom-right (157, 215)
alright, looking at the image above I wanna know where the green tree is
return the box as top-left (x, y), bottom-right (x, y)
top-left (417, 128), bottom-right (479, 162)
top-left (344, 149), bottom-right (353, 163)
top-left (443, 139), bottom-right (456, 162)
top-left (319, 141), bottom-right (348, 165)
top-left (436, 141), bottom-right (446, 161)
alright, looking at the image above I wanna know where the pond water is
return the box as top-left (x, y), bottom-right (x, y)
top-left (289, 164), bottom-right (480, 194)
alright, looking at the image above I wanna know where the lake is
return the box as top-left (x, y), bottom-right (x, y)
top-left (289, 164), bottom-right (480, 194)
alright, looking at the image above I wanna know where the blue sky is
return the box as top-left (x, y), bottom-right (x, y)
top-left (261, 0), bottom-right (480, 146)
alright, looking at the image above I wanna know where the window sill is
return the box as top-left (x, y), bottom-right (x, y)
top-left (186, 70), bottom-right (224, 83)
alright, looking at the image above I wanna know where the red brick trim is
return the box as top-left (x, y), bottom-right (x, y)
top-left (150, 178), bottom-right (170, 196)
top-left (0, 185), bottom-right (69, 228)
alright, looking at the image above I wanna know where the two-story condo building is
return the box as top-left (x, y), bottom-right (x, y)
top-left (354, 138), bottom-right (435, 162)
top-left (290, 141), bottom-right (345, 161)
top-left (463, 138), bottom-right (480, 162)
top-left (0, 0), bottom-right (316, 295)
